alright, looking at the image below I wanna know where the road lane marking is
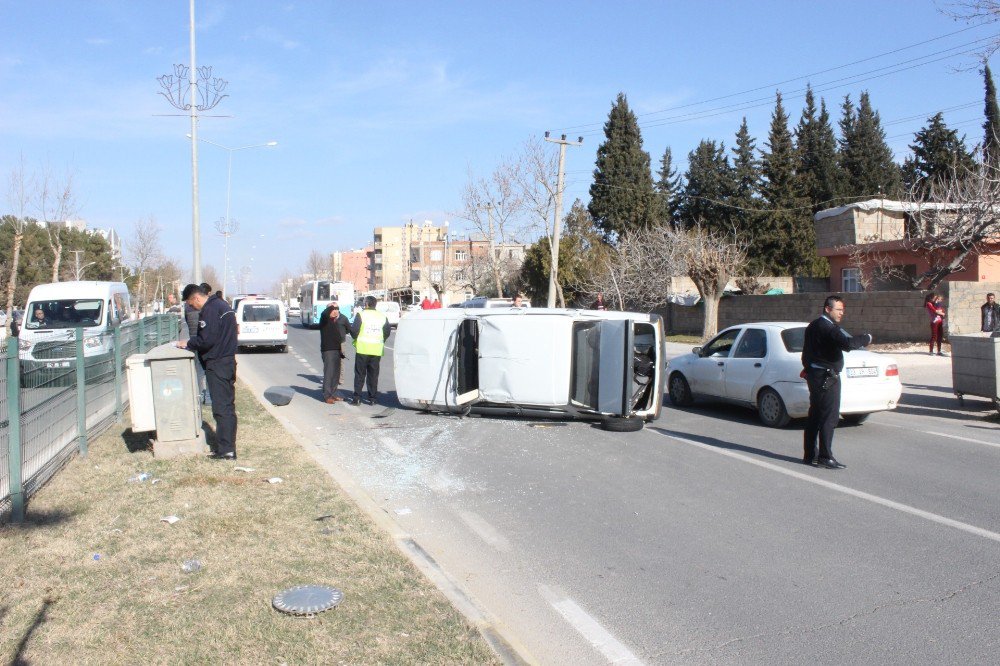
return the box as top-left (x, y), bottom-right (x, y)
top-left (457, 510), bottom-right (511, 552)
top-left (538, 584), bottom-right (645, 665)
top-left (877, 422), bottom-right (1000, 450)
top-left (656, 430), bottom-right (1000, 544)
top-left (925, 431), bottom-right (1000, 449)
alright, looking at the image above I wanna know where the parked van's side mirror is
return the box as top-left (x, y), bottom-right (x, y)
top-left (692, 346), bottom-right (703, 356)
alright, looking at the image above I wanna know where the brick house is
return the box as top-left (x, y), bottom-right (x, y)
top-left (813, 199), bottom-right (1000, 292)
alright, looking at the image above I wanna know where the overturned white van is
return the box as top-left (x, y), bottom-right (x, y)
top-left (393, 308), bottom-right (664, 430)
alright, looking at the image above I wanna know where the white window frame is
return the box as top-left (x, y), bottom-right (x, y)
top-left (842, 267), bottom-right (861, 293)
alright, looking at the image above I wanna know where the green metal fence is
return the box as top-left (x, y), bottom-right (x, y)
top-left (1, 314), bottom-right (182, 523)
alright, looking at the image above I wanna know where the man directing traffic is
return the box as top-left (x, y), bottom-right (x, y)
top-left (801, 295), bottom-right (873, 470)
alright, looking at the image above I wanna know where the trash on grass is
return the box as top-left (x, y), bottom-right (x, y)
top-left (181, 559), bottom-right (202, 573)
top-left (151, 479), bottom-right (162, 485)
top-left (127, 472), bottom-right (152, 483)
top-left (161, 515), bottom-right (181, 525)
top-left (264, 477), bottom-right (283, 484)
top-left (233, 466), bottom-right (256, 473)
top-left (93, 553), bottom-right (101, 561)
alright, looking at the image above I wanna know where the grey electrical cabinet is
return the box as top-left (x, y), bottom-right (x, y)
top-left (146, 343), bottom-right (208, 458)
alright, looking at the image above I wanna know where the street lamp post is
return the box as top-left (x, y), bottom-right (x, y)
top-left (188, 135), bottom-right (277, 297)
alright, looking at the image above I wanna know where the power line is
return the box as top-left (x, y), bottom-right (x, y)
top-left (556, 22), bottom-right (998, 132)
top-left (578, 39), bottom-right (994, 137)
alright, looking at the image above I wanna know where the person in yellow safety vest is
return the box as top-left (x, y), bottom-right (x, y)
top-left (347, 295), bottom-right (392, 405)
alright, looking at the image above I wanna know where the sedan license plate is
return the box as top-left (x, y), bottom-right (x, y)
top-left (846, 366), bottom-right (878, 378)
top-left (244, 326), bottom-right (258, 334)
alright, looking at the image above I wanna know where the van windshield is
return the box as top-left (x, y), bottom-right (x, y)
top-left (25, 299), bottom-right (104, 329)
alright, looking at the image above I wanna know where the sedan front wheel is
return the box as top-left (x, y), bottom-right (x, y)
top-left (668, 372), bottom-right (694, 407)
top-left (757, 387), bottom-right (791, 428)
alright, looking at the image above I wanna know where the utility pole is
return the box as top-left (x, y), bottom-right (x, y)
top-left (70, 250), bottom-right (95, 281)
top-left (544, 132), bottom-right (583, 308)
top-left (481, 202), bottom-right (503, 297)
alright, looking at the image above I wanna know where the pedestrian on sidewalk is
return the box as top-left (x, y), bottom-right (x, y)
top-left (177, 283), bottom-right (239, 460)
top-left (319, 300), bottom-right (349, 403)
top-left (801, 295), bottom-right (873, 470)
top-left (925, 293), bottom-right (946, 356)
top-left (981, 293), bottom-right (1000, 337)
top-left (348, 295), bottom-right (391, 406)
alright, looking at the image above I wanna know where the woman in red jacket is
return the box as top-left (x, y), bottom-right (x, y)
top-left (925, 293), bottom-right (946, 356)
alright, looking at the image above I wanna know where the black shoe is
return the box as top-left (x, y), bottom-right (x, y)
top-left (208, 451), bottom-right (237, 461)
top-left (817, 457), bottom-right (846, 469)
top-left (349, 396), bottom-right (361, 406)
top-left (803, 457), bottom-right (818, 467)
top-left (363, 396), bottom-right (376, 405)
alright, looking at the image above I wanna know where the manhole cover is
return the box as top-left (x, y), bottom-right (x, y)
top-left (272, 585), bottom-right (343, 616)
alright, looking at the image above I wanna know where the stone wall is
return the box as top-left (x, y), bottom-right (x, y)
top-left (658, 290), bottom-right (933, 342)
top-left (941, 280), bottom-right (1000, 335)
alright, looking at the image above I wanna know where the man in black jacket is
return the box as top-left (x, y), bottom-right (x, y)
top-left (177, 283), bottom-right (239, 460)
top-left (982, 293), bottom-right (1000, 335)
top-left (801, 295), bottom-right (873, 470)
top-left (318, 300), bottom-right (349, 403)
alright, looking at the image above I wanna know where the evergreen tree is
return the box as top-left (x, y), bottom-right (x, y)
top-left (676, 139), bottom-right (733, 235)
top-left (655, 146), bottom-right (682, 227)
top-left (760, 92), bottom-right (814, 276)
top-left (588, 93), bottom-right (660, 241)
top-left (983, 63), bottom-right (1000, 165)
top-left (796, 87), bottom-right (843, 211)
top-left (839, 91), bottom-right (902, 200)
top-left (730, 118), bottom-right (765, 265)
top-left (901, 112), bottom-right (976, 193)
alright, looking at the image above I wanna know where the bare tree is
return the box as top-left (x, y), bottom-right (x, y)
top-left (675, 227), bottom-right (749, 339)
top-left (575, 226), bottom-right (682, 312)
top-left (946, 2), bottom-right (1000, 59)
top-left (458, 154), bottom-right (526, 296)
top-left (36, 166), bottom-right (78, 282)
top-left (125, 217), bottom-right (163, 312)
top-left (575, 224), bottom-right (747, 337)
top-left (201, 264), bottom-right (221, 292)
top-left (4, 155), bottom-right (33, 328)
top-left (305, 249), bottom-right (327, 279)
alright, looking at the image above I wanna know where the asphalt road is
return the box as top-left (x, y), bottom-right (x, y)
top-left (235, 325), bottom-right (999, 665)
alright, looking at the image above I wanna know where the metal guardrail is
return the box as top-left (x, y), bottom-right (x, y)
top-left (1, 314), bottom-right (182, 523)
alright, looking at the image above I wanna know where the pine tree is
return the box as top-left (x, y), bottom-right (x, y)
top-left (983, 63), bottom-right (1000, 165)
top-left (676, 139), bottom-right (733, 235)
top-left (761, 92), bottom-right (814, 276)
top-left (902, 112), bottom-right (976, 193)
top-left (588, 93), bottom-right (660, 241)
top-left (839, 91), bottom-right (902, 200)
top-left (730, 118), bottom-right (766, 269)
top-left (655, 146), bottom-right (682, 227)
top-left (796, 87), bottom-right (843, 212)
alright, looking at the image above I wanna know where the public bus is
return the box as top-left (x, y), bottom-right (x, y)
top-left (298, 280), bottom-right (355, 327)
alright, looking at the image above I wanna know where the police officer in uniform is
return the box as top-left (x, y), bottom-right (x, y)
top-left (801, 295), bottom-right (873, 470)
top-left (177, 283), bottom-right (239, 460)
top-left (348, 295), bottom-right (391, 406)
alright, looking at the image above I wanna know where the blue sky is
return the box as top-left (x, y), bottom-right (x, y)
top-left (1, 1), bottom-right (997, 292)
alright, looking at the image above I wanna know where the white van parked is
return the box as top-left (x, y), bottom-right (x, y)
top-left (375, 300), bottom-right (401, 327)
top-left (19, 281), bottom-right (132, 381)
top-left (235, 297), bottom-right (287, 352)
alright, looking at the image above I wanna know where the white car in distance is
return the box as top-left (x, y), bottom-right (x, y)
top-left (666, 322), bottom-right (901, 427)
